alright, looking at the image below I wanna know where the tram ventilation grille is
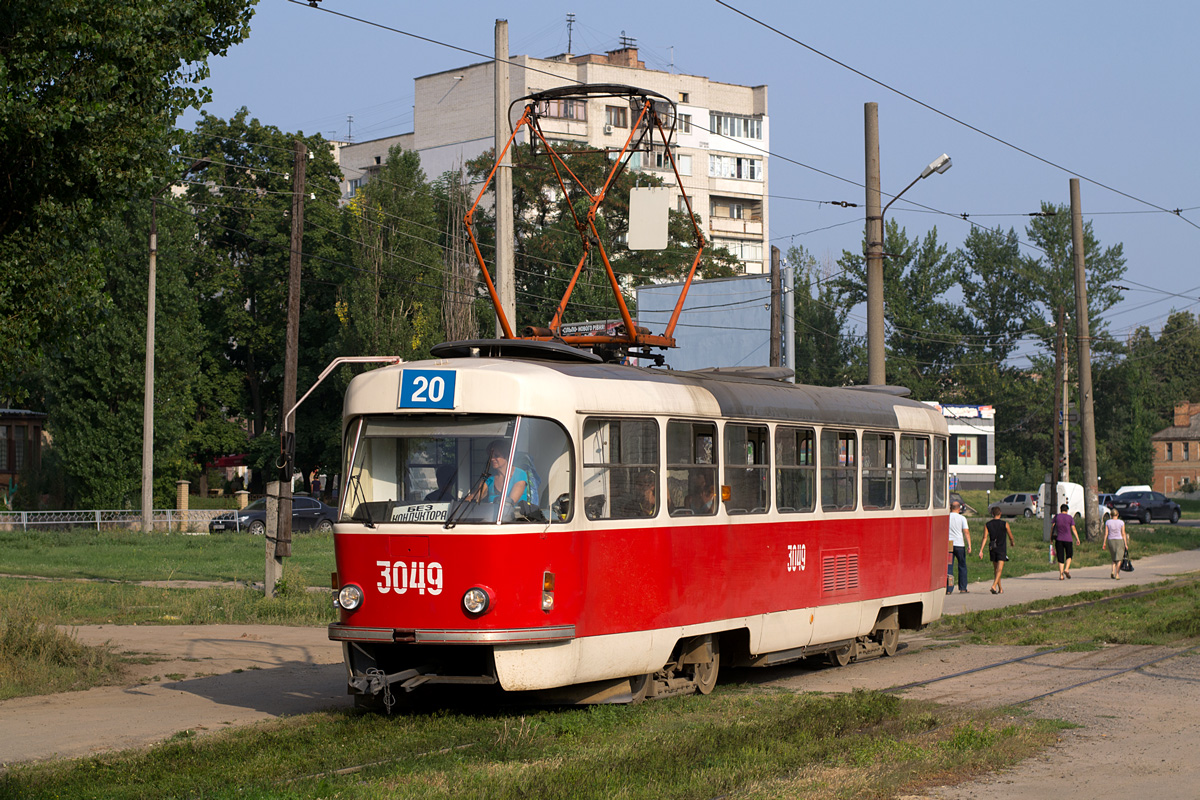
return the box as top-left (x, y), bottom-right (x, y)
top-left (821, 551), bottom-right (860, 594)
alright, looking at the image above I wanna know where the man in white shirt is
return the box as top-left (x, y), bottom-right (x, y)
top-left (947, 500), bottom-right (972, 594)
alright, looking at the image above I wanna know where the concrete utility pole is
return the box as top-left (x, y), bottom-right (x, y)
top-left (1071, 179), bottom-right (1101, 541)
top-left (864, 103), bottom-right (885, 385)
top-left (1047, 306), bottom-right (1065, 543)
top-left (770, 245), bottom-right (782, 367)
top-left (269, 139), bottom-right (306, 597)
top-left (1062, 317), bottom-right (1070, 483)
top-left (494, 19), bottom-right (515, 337)
top-left (783, 261), bottom-right (795, 381)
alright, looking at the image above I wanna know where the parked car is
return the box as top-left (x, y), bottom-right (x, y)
top-left (208, 495), bottom-right (338, 534)
top-left (989, 492), bottom-right (1039, 518)
top-left (1110, 490), bottom-right (1182, 524)
top-left (1098, 493), bottom-right (1117, 509)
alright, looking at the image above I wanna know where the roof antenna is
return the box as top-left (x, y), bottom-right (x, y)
top-left (566, 12), bottom-right (575, 54)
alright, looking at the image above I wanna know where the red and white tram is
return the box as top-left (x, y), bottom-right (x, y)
top-left (328, 339), bottom-right (950, 707)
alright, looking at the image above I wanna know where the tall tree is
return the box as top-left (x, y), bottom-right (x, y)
top-left (186, 112), bottom-right (348, 485)
top-left (339, 146), bottom-right (446, 359)
top-left (0, 0), bottom-right (254, 400)
top-left (787, 245), bottom-right (857, 386)
top-left (1023, 202), bottom-right (1127, 352)
top-left (41, 204), bottom-right (204, 507)
top-left (835, 221), bottom-right (967, 397)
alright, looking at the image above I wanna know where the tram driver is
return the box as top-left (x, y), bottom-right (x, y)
top-left (466, 440), bottom-right (530, 505)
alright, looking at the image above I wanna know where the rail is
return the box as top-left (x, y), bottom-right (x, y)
top-left (0, 509), bottom-right (237, 534)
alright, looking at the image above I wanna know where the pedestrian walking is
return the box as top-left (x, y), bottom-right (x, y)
top-left (1104, 509), bottom-right (1130, 580)
top-left (947, 500), bottom-right (972, 594)
top-left (979, 505), bottom-right (1015, 594)
top-left (1053, 503), bottom-right (1081, 579)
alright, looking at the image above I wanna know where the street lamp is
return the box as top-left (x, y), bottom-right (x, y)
top-left (866, 153), bottom-right (952, 384)
top-left (142, 158), bottom-right (210, 531)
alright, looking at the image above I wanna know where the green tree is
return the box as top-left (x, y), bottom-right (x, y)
top-left (0, 0), bottom-right (254, 400)
top-left (339, 146), bottom-right (446, 359)
top-left (41, 205), bottom-right (204, 507)
top-left (1023, 202), bottom-right (1127, 352)
top-left (186, 112), bottom-right (348, 486)
top-left (787, 245), bottom-right (857, 386)
top-left (835, 221), bottom-right (967, 397)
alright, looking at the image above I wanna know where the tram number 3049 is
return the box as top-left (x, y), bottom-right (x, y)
top-left (376, 560), bottom-right (444, 595)
top-left (787, 544), bottom-right (807, 573)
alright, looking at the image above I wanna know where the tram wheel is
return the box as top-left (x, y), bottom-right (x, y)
top-left (692, 647), bottom-right (720, 695)
top-left (879, 627), bottom-right (899, 657)
top-left (628, 673), bottom-right (652, 704)
top-left (828, 643), bottom-right (853, 667)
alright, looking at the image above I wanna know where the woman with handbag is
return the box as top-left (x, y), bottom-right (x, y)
top-left (1104, 506), bottom-right (1130, 579)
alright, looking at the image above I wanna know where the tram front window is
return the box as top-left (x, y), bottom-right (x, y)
top-left (341, 415), bottom-right (573, 526)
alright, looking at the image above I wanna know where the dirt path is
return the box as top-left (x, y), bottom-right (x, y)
top-left (4, 549), bottom-right (1200, 800)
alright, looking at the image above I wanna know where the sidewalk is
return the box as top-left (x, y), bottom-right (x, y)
top-left (941, 544), bottom-right (1200, 615)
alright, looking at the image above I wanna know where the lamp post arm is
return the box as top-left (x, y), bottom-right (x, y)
top-left (881, 173), bottom-right (923, 219)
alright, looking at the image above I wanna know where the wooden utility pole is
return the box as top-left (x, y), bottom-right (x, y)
top-left (494, 19), bottom-right (515, 337)
top-left (864, 103), bottom-right (885, 385)
top-left (770, 245), bottom-right (782, 367)
top-left (1071, 178), bottom-right (1101, 541)
top-left (269, 139), bottom-right (306, 596)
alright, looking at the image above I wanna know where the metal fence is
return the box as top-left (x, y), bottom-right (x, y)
top-left (0, 509), bottom-right (235, 534)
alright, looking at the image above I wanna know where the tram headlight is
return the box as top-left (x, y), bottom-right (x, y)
top-left (337, 584), bottom-right (364, 611)
top-left (462, 586), bottom-right (492, 616)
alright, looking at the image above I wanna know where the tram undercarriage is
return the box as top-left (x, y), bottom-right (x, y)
top-left (341, 605), bottom-right (915, 711)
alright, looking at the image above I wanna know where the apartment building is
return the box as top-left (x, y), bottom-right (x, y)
top-left (1151, 402), bottom-right (1200, 493)
top-left (335, 45), bottom-right (769, 273)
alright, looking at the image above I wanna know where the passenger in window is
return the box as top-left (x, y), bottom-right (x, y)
top-left (424, 464), bottom-right (457, 502)
top-left (467, 440), bottom-right (529, 504)
top-left (686, 470), bottom-right (717, 515)
top-left (616, 470), bottom-right (657, 518)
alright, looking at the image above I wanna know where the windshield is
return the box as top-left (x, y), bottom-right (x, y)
top-left (341, 414), bottom-right (573, 526)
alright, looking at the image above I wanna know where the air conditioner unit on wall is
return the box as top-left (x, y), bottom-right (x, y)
top-left (603, 124), bottom-right (613, 134)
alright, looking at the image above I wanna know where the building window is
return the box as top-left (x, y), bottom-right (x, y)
top-left (678, 113), bottom-right (691, 134)
top-left (537, 98), bottom-right (587, 121)
top-left (712, 238), bottom-right (763, 264)
top-left (1184, 442), bottom-right (1190, 461)
top-left (605, 105), bottom-right (628, 128)
top-left (676, 153), bottom-right (692, 176)
top-left (708, 155), bottom-right (762, 180)
top-left (1167, 442), bottom-right (1174, 461)
top-left (679, 91), bottom-right (689, 104)
top-left (709, 112), bottom-right (763, 140)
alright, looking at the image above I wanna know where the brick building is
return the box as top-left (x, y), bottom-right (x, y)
top-left (1151, 402), bottom-right (1200, 493)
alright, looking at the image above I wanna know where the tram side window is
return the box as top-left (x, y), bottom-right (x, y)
top-left (581, 418), bottom-right (659, 520)
top-left (862, 432), bottom-right (895, 510)
top-left (667, 420), bottom-right (718, 516)
top-left (933, 436), bottom-right (948, 508)
top-left (900, 434), bottom-right (931, 509)
top-left (821, 429), bottom-right (857, 511)
top-left (725, 424), bottom-right (769, 514)
top-left (776, 426), bottom-right (815, 513)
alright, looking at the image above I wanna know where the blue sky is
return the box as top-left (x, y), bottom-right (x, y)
top-left (183, 1), bottom-right (1200, 365)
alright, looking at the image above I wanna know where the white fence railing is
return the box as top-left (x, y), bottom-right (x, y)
top-left (0, 509), bottom-right (234, 534)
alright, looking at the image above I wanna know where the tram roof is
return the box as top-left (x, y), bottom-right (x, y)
top-left (344, 352), bottom-right (946, 435)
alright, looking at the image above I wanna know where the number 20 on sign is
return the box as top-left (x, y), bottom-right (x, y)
top-left (399, 369), bottom-right (456, 409)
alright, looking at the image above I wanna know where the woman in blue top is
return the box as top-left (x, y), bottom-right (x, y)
top-left (469, 440), bottom-right (529, 505)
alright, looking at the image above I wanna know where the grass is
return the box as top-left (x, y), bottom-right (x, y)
top-left (0, 527), bottom-right (335, 587)
top-left (0, 688), bottom-right (1063, 799)
top-left (929, 576), bottom-right (1200, 648)
top-left (0, 615), bottom-right (125, 700)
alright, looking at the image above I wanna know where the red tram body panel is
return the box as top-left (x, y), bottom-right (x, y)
top-left (329, 349), bottom-right (949, 704)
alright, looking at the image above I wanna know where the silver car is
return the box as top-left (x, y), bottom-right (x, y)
top-left (989, 492), bottom-right (1038, 518)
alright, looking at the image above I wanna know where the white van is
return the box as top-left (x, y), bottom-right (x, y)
top-left (1114, 484), bottom-right (1152, 496)
top-left (1039, 481), bottom-right (1083, 522)
top-left (1039, 481), bottom-right (1111, 523)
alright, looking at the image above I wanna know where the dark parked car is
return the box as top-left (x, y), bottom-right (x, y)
top-left (208, 495), bottom-right (338, 535)
top-left (1110, 491), bottom-right (1181, 524)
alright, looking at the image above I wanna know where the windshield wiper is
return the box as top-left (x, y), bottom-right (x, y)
top-left (444, 466), bottom-right (492, 529)
top-left (349, 474), bottom-right (375, 529)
